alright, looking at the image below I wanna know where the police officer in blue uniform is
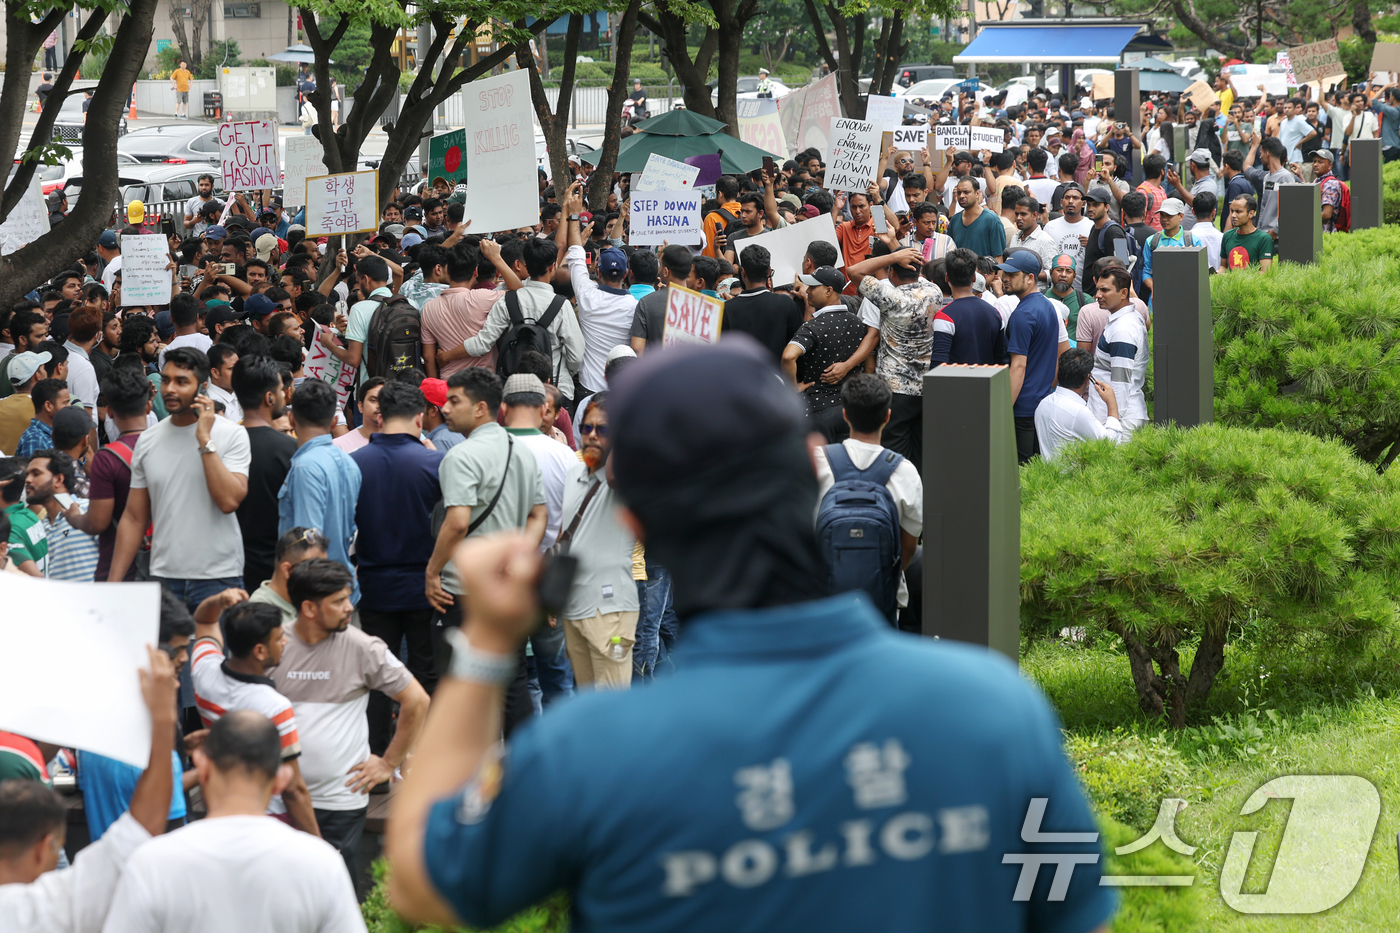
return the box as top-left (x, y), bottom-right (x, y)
top-left (387, 338), bottom-right (1115, 933)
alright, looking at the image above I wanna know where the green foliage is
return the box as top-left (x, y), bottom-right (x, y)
top-left (1021, 424), bottom-right (1400, 724)
top-left (330, 19), bottom-right (375, 87)
top-left (361, 861), bottom-right (569, 933)
top-left (1212, 239), bottom-right (1400, 465)
top-left (1066, 731), bottom-right (1193, 828)
top-left (153, 42), bottom-right (183, 78)
top-left (192, 41), bottom-right (242, 80)
top-left (78, 43), bottom-right (109, 81)
top-left (1098, 817), bottom-right (1208, 932)
top-left (1385, 160), bottom-right (1400, 226)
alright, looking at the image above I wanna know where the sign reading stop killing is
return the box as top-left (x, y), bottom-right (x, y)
top-left (219, 120), bottom-right (279, 191)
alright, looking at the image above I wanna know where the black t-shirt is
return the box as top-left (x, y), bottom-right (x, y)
top-left (237, 425), bottom-right (297, 590)
top-left (789, 307), bottom-right (866, 412)
top-left (1083, 221), bottom-right (1125, 280)
top-left (629, 89), bottom-right (647, 103)
top-left (723, 289), bottom-right (805, 366)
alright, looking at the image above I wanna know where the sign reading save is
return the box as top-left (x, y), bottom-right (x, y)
top-left (663, 284), bottom-right (724, 347)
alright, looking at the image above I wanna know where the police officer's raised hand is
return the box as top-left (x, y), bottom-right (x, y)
top-left (453, 532), bottom-right (542, 654)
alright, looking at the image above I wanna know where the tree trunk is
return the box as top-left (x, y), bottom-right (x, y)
top-left (0, 6), bottom-right (65, 212)
top-left (873, 13), bottom-right (905, 98)
top-left (1352, 0), bottom-right (1377, 45)
top-left (1184, 624), bottom-right (1227, 709)
top-left (520, 14), bottom-right (582, 193)
top-left (638, 8), bottom-right (719, 118)
top-left (589, 0), bottom-right (643, 211)
top-left (710, 0), bottom-right (759, 137)
top-left (190, 0), bottom-right (209, 67)
top-left (0, 0), bottom-right (158, 309)
top-left (1171, 0), bottom-right (1251, 60)
top-left (169, 2), bottom-right (193, 65)
top-left (1114, 624), bottom-right (1188, 728)
top-left (804, 0), bottom-right (863, 117)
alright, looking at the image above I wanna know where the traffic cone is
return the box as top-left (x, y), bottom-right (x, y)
top-left (128, 84), bottom-right (137, 120)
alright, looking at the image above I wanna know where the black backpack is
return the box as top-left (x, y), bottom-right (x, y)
top-left (496, 290), bottom-right (567, 379)
top-left (363, 294), bottom-right (422, 379)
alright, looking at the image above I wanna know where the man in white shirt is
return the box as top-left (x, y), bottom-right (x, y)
top-left (205, 344), bottom-right (242, 422)
top-left (1009, 196), bottom-right (1057, 282)
top-left (97, 231), bottom-right (121, 293)
top-left (1042, 185), bottom-right (1093, 289)
top-left (811, 373), bottom-right (922, 617)
top-left (157, 294), bottom-right (214, 373)
top-left (100, 710), bottom-right (366, 933)
top-left (1084, 265), bottom-right (1148, 435)
top-left (560, 183), bottom-right (637, 402)
top-left (0, 647), bottom-right (176, 933)
top-left (62, 307), bottom-right (101, 425)
top-left (1034, 346), bottom-right (1124, 462)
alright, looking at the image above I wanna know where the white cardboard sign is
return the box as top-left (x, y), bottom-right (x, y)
top-left (663, 284), bottom-right (724, 347)
top-left (304, 171), bottom-right (379, 236)
top-left (282, 137), bottom-right (327, 208)
top-left (934, 125), bottom-right (971, 151)
top-left (970, 126), bottom-right (1005, 153)
top-left (864, 95), bottom-right (905, 132)
top-left (120, 234), bottom-right (172, 306)
top-left (893, 126), bottom-right (928, 152)
top-left (461, 70), bottom-right (537, 232)
top-left (628, 190), bottom-right (703, 247)
top-left (634, 153), bottom-right (701, 192)
top-left (735, 212), bottom-right (845, 287)
top-left (0, 576), bottom-right (161, 768)
top-left (0, 177), bottom-right (50, 255)
top-left (825, 117), bottom-right (882, 193)
top-left (219, 120), bottom-right (279, 191)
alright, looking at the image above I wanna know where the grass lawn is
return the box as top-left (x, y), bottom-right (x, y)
top-left (1025, 634), bottom-right (1400, 931)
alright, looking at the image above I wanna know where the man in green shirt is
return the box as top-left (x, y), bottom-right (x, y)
top-left (2, 460), bottom-right (46, 576)
top-left (248, 526), bottom-right (330, 625)
top-left (1219, 194), bottom-right (1274, 273)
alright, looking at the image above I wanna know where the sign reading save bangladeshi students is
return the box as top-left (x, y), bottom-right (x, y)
top-left (219, 120), bottom-right (278, 191)
top-left (629, 191), bottom-right (703, 246)
top-left (663, 283), bottom-right (724, 347)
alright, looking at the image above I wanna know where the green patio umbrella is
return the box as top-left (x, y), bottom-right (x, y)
top-left (629, 108), bottom-right (728, 137)
top-left (580, 123), bottom-right (783, 174)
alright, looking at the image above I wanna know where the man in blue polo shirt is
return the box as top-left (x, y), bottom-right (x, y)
top-left (351, 379), bottom-right (444, 757)
top-left (386, 338), bottom-right (1114, 933)
top-left (1003, 249), bottom-right (1068, 463)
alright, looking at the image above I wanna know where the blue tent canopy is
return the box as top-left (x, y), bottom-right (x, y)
top-left (953, 23), bottom-right (1145, 64)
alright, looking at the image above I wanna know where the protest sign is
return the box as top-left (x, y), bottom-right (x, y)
top-left (635, 153), bottom-right (700, 192)
top-left (663, 283), bottom-right (724, 347)
top-left (1288, 38), bottom-right (1342, 85)
top-left (826, 117), bottom-right (882, 193)
top-left (628, 190), bottom-right (703, 246)
top-left (1276, 52), bottom-right (1298, 86)
top-left (429, 129), bottom-right (468, 187)
top-left (864, 94), bottom-right (904, 131)
top-left (282, 136), bottom-right (326, 208)
top-left (461, 69), bottom-right (536, 231)
top-left (0, 575), bottom-right (160, 768)
top-left (304, 170), bottom-right (379, 236)
top-left (684, 153), bottom-right (723, 186)
top-left (120, 234), bottom-right (172, 306)
top-left (1090, 72), bottom-right (1114, 101)
top-left (797, 73), bottom-right (840, 155)
top-left (1370, 42), bottom-right (1400, 75)
top-left (778, 86), bottom-right (806, 158)
top-left (970, 126), bottom-right (1004, 153)
top-left (735, 213), bottom-right (845, 287)
top-left (304, 324), bottom-right (355, 409)
top-left (737, 98), bottom-right (788, 159)
top-left (1230, 71), bottom-right (1287, 98)
top-left (934, 124), bottom-right (971, 152)
top-left (0, 177), bottom-right (49, 255)
top-left (219, 119), bottom-right (279, 191)
top-left (1185, 80), bottom-right (1219, 112)
top-left (893, 125), bottom-right (928, 152)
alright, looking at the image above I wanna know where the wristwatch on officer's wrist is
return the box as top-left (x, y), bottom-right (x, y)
top-left (568, 214), bottom-right (581, 222)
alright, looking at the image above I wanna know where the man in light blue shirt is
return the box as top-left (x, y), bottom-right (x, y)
top-left (1277, 97), bottom-right (1315, 164)
top-left (281, 379), bottom-right (362, 603)
top-left (1373, 85), bottom-right (1400, 160)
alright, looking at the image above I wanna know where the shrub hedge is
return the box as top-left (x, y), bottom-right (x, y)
top-left (1213, 229), bottom-right (1400, 467)
top-left (1021, 424), bottom-right (1400, 727)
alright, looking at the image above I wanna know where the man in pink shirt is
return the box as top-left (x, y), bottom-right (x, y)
top-left (421, 241), bottom-right (502, 378)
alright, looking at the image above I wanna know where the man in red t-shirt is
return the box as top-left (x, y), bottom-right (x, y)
top-left (73, 369), bottom-right (152, 581)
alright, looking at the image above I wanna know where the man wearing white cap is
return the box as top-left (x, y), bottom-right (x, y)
top-left (0, 351), bottom-right (51, 455)
top-left (1140, 198), bottom-right (1195, 302)
top-left (756, 68), bottom-right (772, 98)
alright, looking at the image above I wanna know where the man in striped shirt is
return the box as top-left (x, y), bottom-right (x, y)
top-left (190, 591), bottom-right (320, 836)
top-left (23, 450), bottom-right (97, 582)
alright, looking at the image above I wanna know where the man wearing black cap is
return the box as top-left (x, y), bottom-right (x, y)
top-left (1081, 187), bottom-right (1123, 279)
top-left (386, 336), bottom-right (1115, 933)
top-left (783, 266), bottom-right (866, 442)
top-left (1001, 249), bottom-right (1066, 463)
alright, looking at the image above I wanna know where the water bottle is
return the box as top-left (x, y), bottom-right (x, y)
top-left (608, 636), bottom-right (626, 660)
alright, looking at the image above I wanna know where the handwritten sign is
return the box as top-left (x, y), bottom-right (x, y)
top-left (737, 98), bottom-right (788, 160)
top-left (282, 136), bottom-right (326, 208)
top-left (797, 73), bottom-right (840, 156)
top-left (304, 323), bottom-right (355, 409)
top-left (1276, 52), bottom-right (1298, 87)
top-left (629, 190), bottom-right (702, 247)
top-left (429, 129), bottom-right (468, 187)
top-left (634, 153), bottom-right (700, 192)
top-left (663, 283), bottom-right (724, 347)
top-left (826, 117), bottom-right (881, 193)
top-left (1288, 38), bottom-right (1342, 86)
top-left (304, 171), bottom-right (379, 236)
top-left (219, 120), bottom-right (278, 191)
top-left (1184, 80), bottom-right (1219, 113)
top-left (0, 575), bottom-right (161, 768)
top-left (0, 177), bottom-right (49, 255)
top-left (864, 94), bottom-right (904, 131)
top-left (461, 69), bottom-right (536, 232)
top-left (970, 126), bottom-right (1004, 153)
top-left (934, 124), bottom-right (971, 152)
top-left (735, 213), bottom-right (845, 287)
top-left (1230, 71), bottom-right (1287, 98)
top-left (120, 234), bottom-right (172, 306)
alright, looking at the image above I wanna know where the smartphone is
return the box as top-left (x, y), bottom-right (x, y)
top-left (161, 217), bottom-right (176, 239)
top-left (54, 492), bottom-right (75, 509)
top-left (180, 264), bottom-right (199, 279)
top-left (222, 263), bottom-right (237, 276)
top-left (1113, 238), bottom-right (1129, 263)
top-left (872, 209), bottom-right (887, 234)
top-left (198, 384), bottom-right (210, 397)
top-left (762, 155), bottom-right (777, 177)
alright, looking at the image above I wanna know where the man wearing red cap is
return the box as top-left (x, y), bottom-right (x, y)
top-left (420, 377), bottom-right (465, 452)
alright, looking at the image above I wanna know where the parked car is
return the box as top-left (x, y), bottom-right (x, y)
top-left (116, 164), bottom-right (226, 215)
top-left (48, 87), bottom-right (128, 145)
top-left (116, 122), bottom-right (221, 165)
top-left (895, 64), bottom-right (956, 87)
top-left (708, 75), bottom-right (792, 105)
top-left (899, 77), bottom-right (988, 101)
top-left (12, 146), bottom-right (139, 197)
